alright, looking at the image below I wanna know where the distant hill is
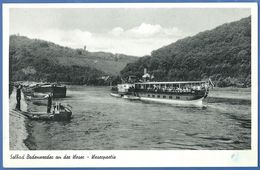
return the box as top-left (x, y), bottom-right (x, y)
top-left (9, 35), bottom-right (138, 84)
top-left (121, 16), bottom-right (251, 87)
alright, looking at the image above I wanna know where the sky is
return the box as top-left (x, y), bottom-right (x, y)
top-left (9, 8), bottom-right (251, 56)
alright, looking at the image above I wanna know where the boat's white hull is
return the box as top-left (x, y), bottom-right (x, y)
top-left (122, 95), bottom-right (140, 100)
top-left (110, 92), bottom-right (140, 100)
top-left (110, 92), bottom-right (122, 98)
top-left (111, 92), bottom-right (204, 106)
top-left (139, 96), bottom-right (204, 106)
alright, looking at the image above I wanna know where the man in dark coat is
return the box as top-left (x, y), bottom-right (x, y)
top-left (16, 85), bottom-right (22, 111)
top-left (46, 93), bottom-right (53, 113)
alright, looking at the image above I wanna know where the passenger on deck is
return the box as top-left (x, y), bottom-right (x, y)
top-left (129, 86), bottom-right (135, 92)
top-left (162, 87), bottom-right (166, 92)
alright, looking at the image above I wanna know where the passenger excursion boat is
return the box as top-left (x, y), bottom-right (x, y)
top-left (110, 81), bottom-right (209, 106)
top-left (110, 68), bottom-right (212, 106)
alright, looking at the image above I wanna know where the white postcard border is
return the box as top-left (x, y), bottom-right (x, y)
top-left (2, 2), bottom-right (258, 168)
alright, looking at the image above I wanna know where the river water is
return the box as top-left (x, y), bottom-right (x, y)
top-left (25, 86), bottom-right (251, 150)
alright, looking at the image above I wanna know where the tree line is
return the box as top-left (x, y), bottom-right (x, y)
top-left (121, 16), bottom-right (251, 87)
top-left (9, 35), bottom-right (124, 85)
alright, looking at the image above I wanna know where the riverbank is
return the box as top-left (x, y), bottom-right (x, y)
top-left (9, 88), bottom-right (29, 150)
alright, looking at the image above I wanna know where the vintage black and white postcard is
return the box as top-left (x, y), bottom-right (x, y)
top-left (2, 2), bottom-right (258, 168)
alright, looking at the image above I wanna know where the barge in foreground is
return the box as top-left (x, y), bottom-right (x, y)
top-left (23, 83), bottom-right (66, 98)
top-left (111, 81), bottom-right (210, 106)
top-left (21, 103), bottom-right (72, 121)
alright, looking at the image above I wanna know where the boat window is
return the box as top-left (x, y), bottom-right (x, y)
top-left (169, 96), bottom-right (172, 99)
top-left (152, 95), bottom-right (155, 97)
top-left (163, 96), bottom-right (166, 98)
top-left (176, 96), bottom-right (180, 99)
top-left (157, 95), bottom-right (160, 98)
top-left (148, 94), bottom-right (150, 97)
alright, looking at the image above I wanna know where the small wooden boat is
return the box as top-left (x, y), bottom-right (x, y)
top-left (24, 93), bottom-right (48, 106)
top-left (21, 104), bottom-right (72, 121)
top-left (110, 92), bottom-right (122, 98)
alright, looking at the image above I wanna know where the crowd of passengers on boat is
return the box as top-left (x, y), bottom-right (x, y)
top-left (128, 83), bottom-right (209, 94)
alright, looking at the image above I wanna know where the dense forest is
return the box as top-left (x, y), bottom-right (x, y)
top-left (9, 35), bottom-right (138, 85)
top-left (121, 16), bottom-right (251, 87)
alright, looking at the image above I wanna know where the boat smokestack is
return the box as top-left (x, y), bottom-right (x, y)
top-left (144, 68), bottom-right (147, 75)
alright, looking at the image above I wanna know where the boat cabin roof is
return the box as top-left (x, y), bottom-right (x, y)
top-left (135, 81), bottom-right (206, 85)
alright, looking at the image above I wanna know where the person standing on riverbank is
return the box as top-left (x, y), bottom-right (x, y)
top-left (16, 85), bottom-right (22, 111)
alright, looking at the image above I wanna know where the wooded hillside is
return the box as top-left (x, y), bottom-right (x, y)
top-left (9, 35), bottom-right (138, 84)
top-left (121, 17), bottom-right (251, 87)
